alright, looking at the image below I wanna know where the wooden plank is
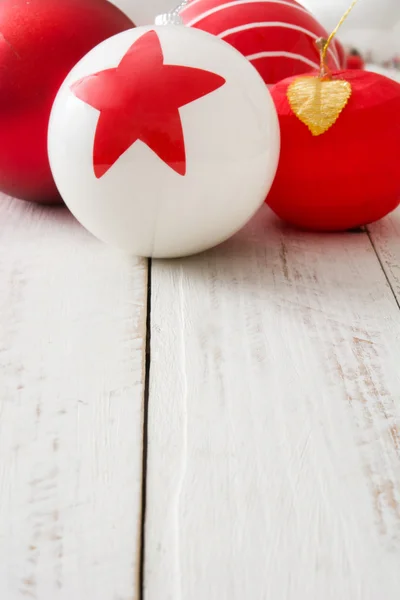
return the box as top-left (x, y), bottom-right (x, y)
top-left (368, 208), bottom-right (400, 302)
top-left (0, 197), bottom-right (147, 600)
top-left (145, 205), bottom-right (400, 600)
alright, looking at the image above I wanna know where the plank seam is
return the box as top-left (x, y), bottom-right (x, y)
top-left (367, 228), bottom-right (400, 311)
top-left (139, 258), bottom-right (152, 599)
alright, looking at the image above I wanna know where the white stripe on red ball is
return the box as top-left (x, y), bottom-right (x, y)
top-left (180, 0), bottom-right (340, 85)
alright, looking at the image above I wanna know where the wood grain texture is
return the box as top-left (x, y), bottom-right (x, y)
top-left (368, 209), bottom-right (400, 303)
top-left (0, 197), bottom-right (147, 600)
top-left (145, 205), bottom-right (400, 600)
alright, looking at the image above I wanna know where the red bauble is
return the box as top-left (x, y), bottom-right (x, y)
top-left (266, 70), bottom-right (400, 231)
top-left (180, 0), bottom-right (341, 86)
top-left (0, 0), bottom-right (134, 203)
top-left (346, 54), bottom-right (365, 70)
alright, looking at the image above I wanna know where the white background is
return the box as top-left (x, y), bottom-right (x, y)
top-left (110, 0), bottom-right (175, 25)
top-left (302, 0), bottom-right (400, 61)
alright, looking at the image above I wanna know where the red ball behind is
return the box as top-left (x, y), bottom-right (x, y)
top-left (266, 70), bottom-right (400, 231)
top-left (181, 0), bottom-right (341, 86)
top-left (0, 0), bottom-right (134, 203)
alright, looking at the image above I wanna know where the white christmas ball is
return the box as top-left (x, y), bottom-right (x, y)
top-left (48, 25), bottom-right (280, 258)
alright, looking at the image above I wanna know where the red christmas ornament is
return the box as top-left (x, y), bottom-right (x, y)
top-left (346, 53), bottom-right (365, 70)
top-left (266, 69), bottom-right (400, 231)
top-left (180, 0), bottom-right (341, 86)
top-left (0, 0), bottom-right (134, 204)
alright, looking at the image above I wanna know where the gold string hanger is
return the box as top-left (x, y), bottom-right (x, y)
top-left (287, 0), bottom-right (362, 136)
top-left (319, 0), bottom-right (361, 79)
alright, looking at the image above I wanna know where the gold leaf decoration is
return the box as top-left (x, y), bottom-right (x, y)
top-left (287, 76), bottom-right (352, 136)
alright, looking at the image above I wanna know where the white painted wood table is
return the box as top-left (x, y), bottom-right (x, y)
top-left (1, 194), bottom-right (400, 600)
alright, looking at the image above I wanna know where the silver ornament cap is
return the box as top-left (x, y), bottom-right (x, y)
top-left (154, 12), bottom-right (183, 26)
top-left (154, 0), bottom-right (191, 26)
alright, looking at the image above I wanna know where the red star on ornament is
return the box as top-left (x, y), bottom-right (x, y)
top-left (70, 30), bottom-right (226, 178)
